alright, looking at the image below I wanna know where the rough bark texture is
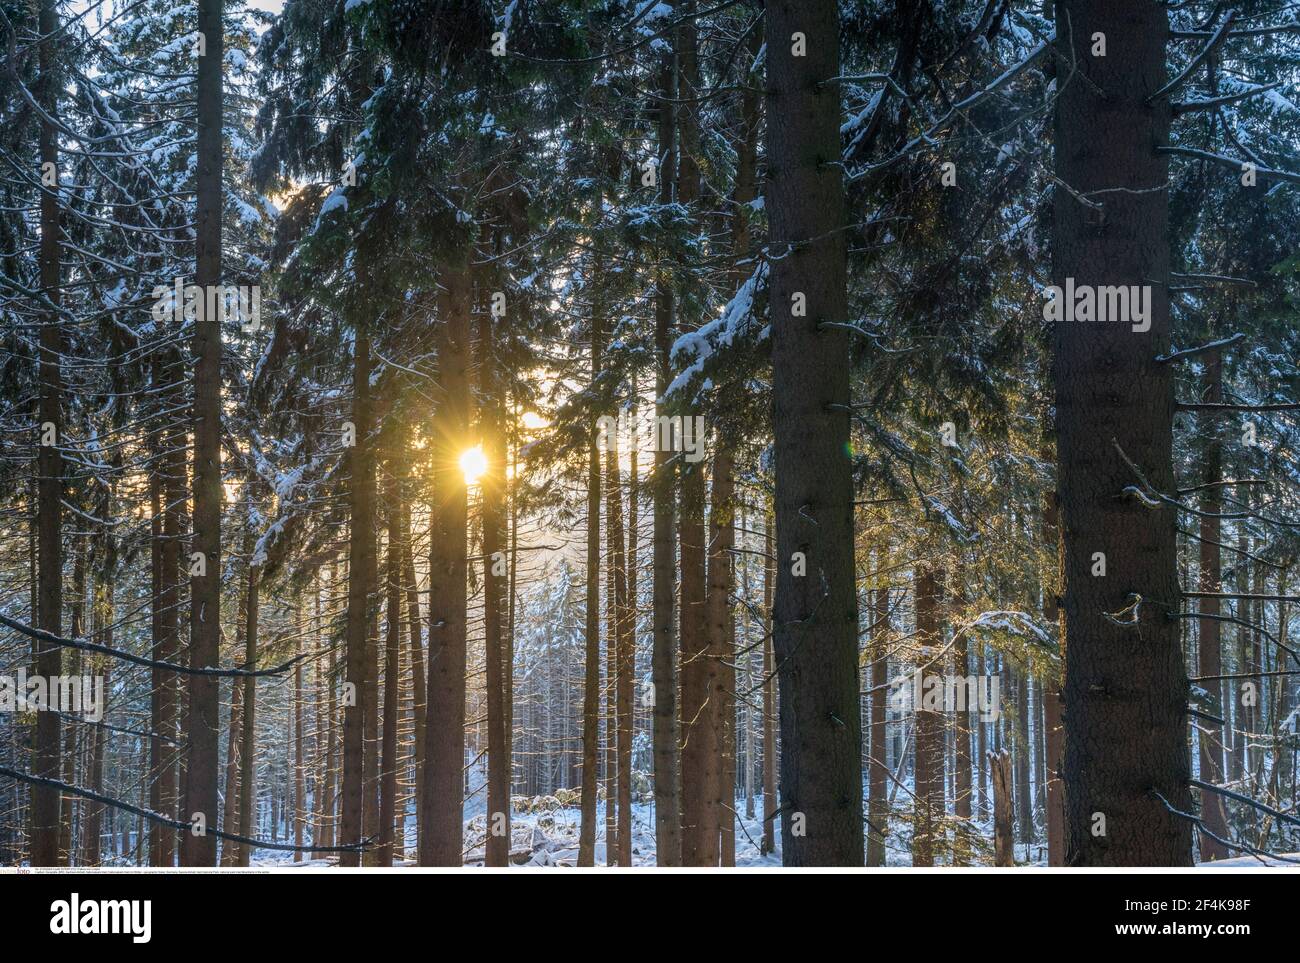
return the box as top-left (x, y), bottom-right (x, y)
top-left (766, 0), bottom-right (864, 866)
top-left (179, 0), bottom-right (224, 867)
top-left (31, 0), bottom-right (64, 867)
top-left (420, 258), bottom-right (471, 866)
top-left (650, 19), bottom-right (681, 866)
top-left (480, 307), bottom-right (511, 868)
top-left (991, 750), bottom-right (1015, 866)
top-left (1053, 0), bottom-right (1193, 866)
top-left (577, 310), bottom-right (602, 867)
top-left (675, 2), bottom-right (718, 868)
top-left (341, 326), bottom-right (375, 866)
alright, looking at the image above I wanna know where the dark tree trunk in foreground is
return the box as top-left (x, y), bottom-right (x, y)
top-left (765, 0), bottom-right (864, 866)
top-left (180, 0), bottom-right (224, 867)
top-left (577, 308), bottom-right (603, 868)
top-left (31, 0), bottom-right (64, 868)
top-left (420, 258), bottom-right (471, 866)
top-left (341, 326), bottom-right (376, 866)
top-left (675, 3), bottom-right (719, 868)
top-left (480, 307), bottom-right (511, 867)
top-left (650, 20), bottom-right (681, 866)
top-left (1053, 0), bottom-right (1192, 866)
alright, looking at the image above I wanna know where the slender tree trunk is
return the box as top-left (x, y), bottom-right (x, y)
top-left (420, 257), bottom-right (471, 866)
top-left (31, 0), bottom-right (64, 868)
top-left (952, 558), bottom-right (973, 863)
top-left (480, 301), bottom-right (511, 867)
top-left (294, 601), bottom-right (305, 861)
top-left (237, 527), bottom-right (259, 867)
top-left (378, 463), bottom-right (402, 866)
top-left (650, 28), bottom-right (682, 865)
top-left (761, 517), bottom-right (777, 856)
top-left (607, 428), bottom-right (634, 866)
top-left (866, 545), bottom-right (890, 866)
top-left (1042, 470), bottom-right (1065, 866)
top-left (577, 303), bottom-right (603, 868)
top-left (402, 514), bottom-right (425, 858)
top-left (180, 0), bottom-right (224, 868)
top-left (218, 673), bottom-right (242, 866)
top-left (707, 447), bottom-right (736, 865)
top-left (913, 566), bottom-right (944, 866)
top-left (1053, 0), bottom-right (1193, 865)
top-left (61, 541), bottom-right (86, 863)
top-left (1014, 667), bottom-right (1032, 849)
top-left (341, 325), bottom-right (376, 866)
top-left (1196, 345), bottom-right (1230, 860)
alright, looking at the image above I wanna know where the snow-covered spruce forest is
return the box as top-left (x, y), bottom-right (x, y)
top-left (2, 0), bottom-right (1300, 871)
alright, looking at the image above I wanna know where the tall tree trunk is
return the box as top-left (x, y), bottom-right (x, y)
top-left (62, 541), bottom-right (86, 863)
top-left (707, 447), bottom-right (736, 865)
top-left (1014, 667), bottom-right (1032, 850)
top-left (761, 517), bottom-right (777, 855)
top-left (1196, 345), bottom-right (1230, 860)
top-left (1042, 470), bottom-right (1065, 866)
top-left (607, 427), bottom-right (634, 866)
top-left (480, 300), bottom-right (511, 867)
top-left (341, 325), bottom-right (376, 866)
top-left (952, 558), bottom-right (973, 863)
top-left (1053, 0), bottom-right (1192, 865)
top-left (378, 462), bottom-right (402, 866)
top-left (31, 0), bottom-right (64, 868)
top-left (866, 544), bottom-right (890, 866)
top-left (218, 672), bottom-right (242, 866)
top-left (420, 257), bottom-right (472, 866)
top-left (674, 3), bottom-right (719, 868)
top-left (402, 513), bottom-right (425, 858)
top-left (913, 566), bottom-right (944, 866)
top-left (650, 15), bottom-right (682, 865)
top-left (293, 600), bottom-right (305, 862)
top-left (765, 0), bottom-right (864, 867)
top-left (577, 302), bottom-right (603, 868)
top-left (237, 525), bottom-right (259, 867)
top-left (180, 0), bottom-right (225, 868)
